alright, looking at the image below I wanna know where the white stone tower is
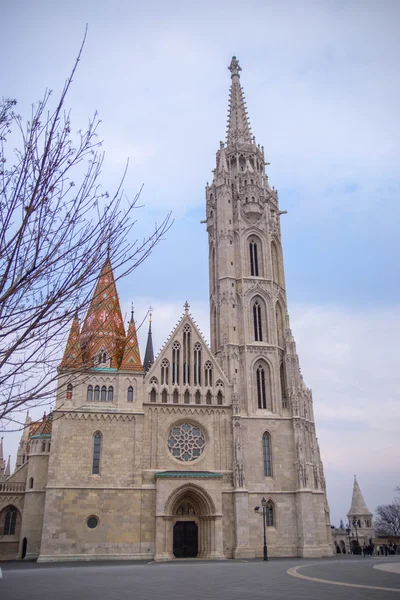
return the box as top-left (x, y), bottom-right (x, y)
top-left (205, 56), bottom-right (332, 557)
top-left (347, 476), bottom-right (373, 549)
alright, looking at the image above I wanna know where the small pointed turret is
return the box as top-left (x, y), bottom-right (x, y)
top-left (80, 258), bottom-right (126, 368)
top-left (5, 455), bottom-right (10, 478)
top-left (226, 56), bottom-right (252, 147)
top-left (59, 314), bottom-right (83, 369)
top-left (120, 306), bottom-right (144, 371)
top-left (347, 475), bottom-right (372, 518)
top-left (143, 308), bottom-right (155, 372)
top-left (0, 437), bottom-right (5, 480)
top-left (15, 412), bottom-right (32, 470)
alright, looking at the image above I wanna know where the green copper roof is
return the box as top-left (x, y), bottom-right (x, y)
top-left (155, 471), bottom-right (223, 479)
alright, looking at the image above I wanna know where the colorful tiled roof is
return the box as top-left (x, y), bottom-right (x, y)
top-left (80, 258), bottom-right (126, 369)
top-left (59, 315), bottom-right (83, 368)
top-left (120, 313), bottom-right (143, 371)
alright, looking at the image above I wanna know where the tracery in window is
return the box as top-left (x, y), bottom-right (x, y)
top-left (92, 432), bottom-right (101, 475)
top-left (263, 432), bottom-right (272, 476)
top-left (167, 423), bottom-right (206, 462)
top-left (172, 342), bottom-right (180, 385)
top-left (3, 506), bottom-right (17, 535)
top-left (87, 385), bottom-right (93, 401)
top-left (127, 386), bottom-right (133, 402)
top-left (204, 361), bottom-right (213, 387)
top-left (161, 359), bottom-right (169, 386)
top-left (183, 325), bottom-right (191, 385)
top-left (193, 342), bottom-right (202, 386)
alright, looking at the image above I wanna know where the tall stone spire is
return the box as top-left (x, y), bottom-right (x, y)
top-left (226, 56), bottom-right (252, 146)
top-left (347, 476), bottom-right (372, 518)
top-left (80, 258), bottom-right (126, 369)
top-left (143, 308), bottom-right (154, 372)
top-left (59, 314), bottom-right (83, 369)
top-left (15, 412), bottom-right (32, 471)
top-left (120, 306), bottom-right (144, 372)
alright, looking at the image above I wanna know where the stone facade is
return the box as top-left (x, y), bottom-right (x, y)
top-left (0, 56), bottom-right (334, 561)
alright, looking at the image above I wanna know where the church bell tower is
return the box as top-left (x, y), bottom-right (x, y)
top-left (206, 57), bottom-right (333, 557)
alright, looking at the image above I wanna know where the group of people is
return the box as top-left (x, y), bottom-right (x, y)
top-left (335, 541), bottom-right (399, 556)
top-left (375, 543), bottom-right (398, 556)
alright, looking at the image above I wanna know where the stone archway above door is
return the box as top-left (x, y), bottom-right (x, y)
top-left (154, 471), bottom-right (225, 561)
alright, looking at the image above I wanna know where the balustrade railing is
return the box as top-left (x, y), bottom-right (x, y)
top-left (0, 481), bottom-right (25, 492)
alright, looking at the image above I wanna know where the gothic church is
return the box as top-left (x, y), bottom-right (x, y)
top-left (0, 57), bottom-right (333, 561)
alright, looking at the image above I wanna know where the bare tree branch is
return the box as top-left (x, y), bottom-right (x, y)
top-left (0, 34), bottom-right (172, 427)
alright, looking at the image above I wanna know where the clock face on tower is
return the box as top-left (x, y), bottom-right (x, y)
top-left (167, 423), bottom-right (206, 462)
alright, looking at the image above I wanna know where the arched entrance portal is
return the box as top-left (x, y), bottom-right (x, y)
top-left (155, 483), bottom-right (224, 561)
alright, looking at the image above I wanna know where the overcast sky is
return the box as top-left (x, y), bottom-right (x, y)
top-left (2, 0), bottom-right (400, 527)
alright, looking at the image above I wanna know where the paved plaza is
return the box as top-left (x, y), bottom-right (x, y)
top-left (1, 556), bottom-right (400, 600)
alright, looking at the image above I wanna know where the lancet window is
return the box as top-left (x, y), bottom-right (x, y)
top-left (87, 385), bottom-right (93, 401)
top-left (204, 361), bottom-right (213, 387)
top-left (172, 342), bottom-right (180, 385)
top-left (256, 363), bottom-right (269, 409)
top-left (66, 383), bottom-right (73, 399)
top-left (107, 386), bottom-right (114, 401)
top-left (161, 359), bottom-right (169, 386)
top-left (94, 385), bottom-right (100, 401)
top-left (206, 390), bottom-right (212, 405)
top-left (249, 238), bottom-right (259, 276)
top-left (280, 363), bottom-right (287, 408)
top-left (101, 385), bottom-right (107, 401)
top-left (193, 342), bottom-right (202, 386)
top-left (3, 506), bottom-right (17, 535)
top-left (92, 432), bottom-right (101, 475)
top-left (262, 432), bottom-right (272, 477)
top-left (276, 302), bottom-right (285, 348)
top-left (127, 386), bottom-right (133, 402)
top-left (173, 389), bottom-right (179, 404)
top-left (150, 388), bottom-right (156, 403)
top-left (253, 299), bottom-right (263, 341)
top-left (266, 500), bottom-right (275, 527)
top-left (162, 389), bottom-right (168, 403)
top-left (183, 325), bottom-right (191, 385)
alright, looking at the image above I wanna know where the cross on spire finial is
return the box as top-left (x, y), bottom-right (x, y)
top-left (184, 300), bottom-right (190, 314)
top-left (228, 56), bottom-right (242, 78)
top-left (149, 306), bottom-right (153, 323)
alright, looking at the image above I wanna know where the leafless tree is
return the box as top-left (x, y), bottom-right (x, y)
top-left (0, 35), bottom-right (171, 428)
top-left (375, 489), bottom-right (400, 536)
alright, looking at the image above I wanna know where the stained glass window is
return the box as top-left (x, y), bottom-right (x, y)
top-left (167, 423), bottom-right (206, 462)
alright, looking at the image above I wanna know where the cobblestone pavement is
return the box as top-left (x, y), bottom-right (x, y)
top-left (1, 555), bottom-right (400, 600)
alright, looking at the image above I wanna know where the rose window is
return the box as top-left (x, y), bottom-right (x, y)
top-left (167, 423), bottom-right (206, 462)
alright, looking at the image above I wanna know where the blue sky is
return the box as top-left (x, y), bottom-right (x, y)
top-left (2, 0), bottom-right (400, 526)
